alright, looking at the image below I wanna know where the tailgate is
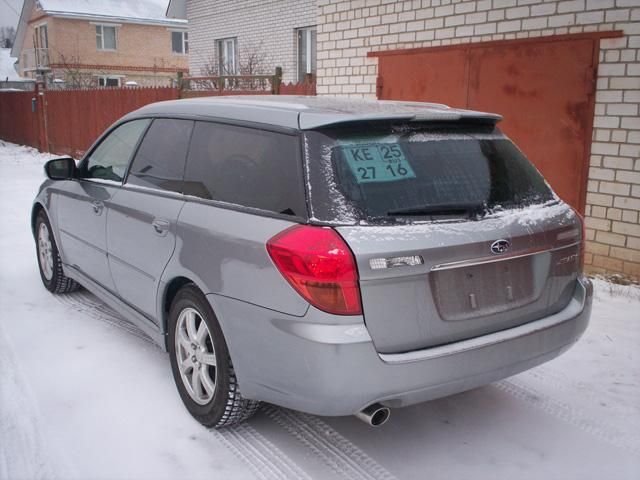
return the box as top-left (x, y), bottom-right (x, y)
top-left (337, 203), bottom-right (582, 354)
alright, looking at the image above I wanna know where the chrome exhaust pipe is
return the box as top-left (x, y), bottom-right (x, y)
top-left (355, 403), bottom-right (390, 427)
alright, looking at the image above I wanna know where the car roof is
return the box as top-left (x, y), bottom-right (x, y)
top-left (128, 95), bottom-right (502, 130)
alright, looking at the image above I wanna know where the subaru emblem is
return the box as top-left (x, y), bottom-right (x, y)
top-left (491, 239), bottom-right (510, 255)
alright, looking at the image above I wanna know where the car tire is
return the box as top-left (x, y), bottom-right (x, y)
top-left (35, 210), bottom-right (80, 294)
top-left (168, 284), bottom-right (260, 428)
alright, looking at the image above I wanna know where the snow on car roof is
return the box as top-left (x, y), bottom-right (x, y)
top-left (131, 95), bottom-right (502, 131)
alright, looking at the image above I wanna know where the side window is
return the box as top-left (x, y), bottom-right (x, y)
top-left (184, 122), bottom-right (307, 218)
top-left (126, 118), bottom-right (194, 193)
top-left (83, 119), bottom-right (150, 182)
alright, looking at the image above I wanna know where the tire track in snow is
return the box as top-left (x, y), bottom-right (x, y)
top-left (497, 379), bottom-right (640, 456)
top-left (213, 424), bottom-right (312, 480)
top-left (0, 326), bottom-right (71, 480)
top-left (54, 290), bottom-right (311, 479)
top-left (265, 406), bottom-right (397, 480)
top-left (525, 365), bottom-right (638, 416)
top-left (54, 290), bottom-right (154, 345)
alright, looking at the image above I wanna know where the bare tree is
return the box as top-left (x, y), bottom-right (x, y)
top-left (55, 53), bottom-right (96, 88)
top-left (0, 26), bottom-right (16, 48)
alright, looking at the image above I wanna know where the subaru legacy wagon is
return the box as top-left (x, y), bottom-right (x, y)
top-left (33, 96), bottom-right (592, 427)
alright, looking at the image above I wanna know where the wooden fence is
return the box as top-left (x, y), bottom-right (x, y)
top-left (0, 91), bottom-right (41, 149)
top-left (0, 70), bottom-right (316, 157)
top-left (44, 87), bottom-right (179, 157)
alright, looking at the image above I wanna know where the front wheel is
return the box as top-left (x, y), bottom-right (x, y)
top-left (35, 211), bottom-right (79, 294)
top-left (168, 285), bottom-right (260, 428)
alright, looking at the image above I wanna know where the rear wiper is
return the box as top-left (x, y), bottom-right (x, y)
top-left (387, 203), bottom-right (484, 217)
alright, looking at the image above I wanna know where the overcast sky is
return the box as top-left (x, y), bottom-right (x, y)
top-left (1, 0), bottom-right (22, 29)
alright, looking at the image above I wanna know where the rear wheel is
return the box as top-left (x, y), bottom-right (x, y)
top-left (168, 285), bottom-right (260, 428)
top-left (35, 211), bottom-right (79, 294)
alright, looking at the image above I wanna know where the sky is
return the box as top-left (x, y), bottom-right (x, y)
top-left (0, 0), bottom-right (21, 29)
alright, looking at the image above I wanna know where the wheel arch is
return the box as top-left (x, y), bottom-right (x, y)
top-left (31, 202), bottom-right (45, 238)
top-left (161, 276), bottom-right (198, 348)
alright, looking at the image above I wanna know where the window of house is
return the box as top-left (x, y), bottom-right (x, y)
top-left (35, 24), bottom-right (48, 49)
top-left (96, 25), bottom-right (117, 50)
top-left (216, 37), bottom-right (237, 74)
top-left (296, 27), bottom-right (316, 82)
top-left (97, 76), bottom-right (121, 87)
top-left (171, 31), bottom-right (188, 54)
top-left (126, 118), bottom-right (194, 193)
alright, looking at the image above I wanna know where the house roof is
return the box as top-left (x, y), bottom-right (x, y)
top-left (11, 0), bottom-right (186, 57)
top-left (127, 95), bottom-right (502, 131)
top-left (35, 0), bottom-right (186, 25)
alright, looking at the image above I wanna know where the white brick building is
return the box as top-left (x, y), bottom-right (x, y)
top-left (314, 0), bottom-right (640, 278)
top-left (171, 0), bottom-right (316, 82)
top-left (172, 0), bottom-right (640, 278)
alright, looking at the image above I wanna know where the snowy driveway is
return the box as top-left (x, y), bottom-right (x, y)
top-left (1, 141), bottom-right (639, 480)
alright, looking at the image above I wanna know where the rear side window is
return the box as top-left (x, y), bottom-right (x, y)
top-left (183, 121), bottom-right (307, 218)
top-left (126, 118), bottom-right (194, 193)
top-left (304, 125), bottom-right (554, 224)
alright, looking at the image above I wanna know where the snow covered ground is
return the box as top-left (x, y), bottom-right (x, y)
top-left (0, 140), bottom-right (638, 480)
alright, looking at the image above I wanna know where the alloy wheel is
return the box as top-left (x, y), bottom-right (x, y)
top-left (38, 222), bottom-right (54, 281)
top-left (175, 307), bottom-right (217, 405)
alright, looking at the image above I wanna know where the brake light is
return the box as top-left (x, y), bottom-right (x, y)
top-left (267, 225), bottom-right (362, 315)
top-left (572, 207), bottom-right (586, 272)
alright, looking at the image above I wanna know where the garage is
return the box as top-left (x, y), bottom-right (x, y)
top-left (371, 32), bottom-right (621, 214)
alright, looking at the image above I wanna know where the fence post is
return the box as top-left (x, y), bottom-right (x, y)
top-left (34, 82), bottom-right (48, 152)
top-left (177, 71), bottom-right (184, 98)
top-left (273, 66), bottom-right (282, 95)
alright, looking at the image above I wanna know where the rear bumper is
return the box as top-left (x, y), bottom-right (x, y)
top-left (209, 276), bottom-right (592, 416)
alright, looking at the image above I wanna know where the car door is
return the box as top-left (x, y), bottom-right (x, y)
top-left (107, 118), bottom-right (193, 321)
top-left (56, 119), bottom-right (151, 292)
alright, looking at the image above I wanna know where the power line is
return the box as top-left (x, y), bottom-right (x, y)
top-left (1, 0), bottom-right (20, 18)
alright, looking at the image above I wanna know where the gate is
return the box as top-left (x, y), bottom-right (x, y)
top-left (371, 32), bottom-right (622, 213)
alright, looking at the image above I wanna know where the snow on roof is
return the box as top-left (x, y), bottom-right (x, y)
top-left (0, 48), bottom-right (22, 81)
top-left (38, 0), bottom-right (186, 25)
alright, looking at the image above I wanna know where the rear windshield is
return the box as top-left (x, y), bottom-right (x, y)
top-left (304, 124), bottom-right (555, 225)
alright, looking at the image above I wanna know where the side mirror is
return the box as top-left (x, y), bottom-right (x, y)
top-left (44, 158), bottom-right (76, 180)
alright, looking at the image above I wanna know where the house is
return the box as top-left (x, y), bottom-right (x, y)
top-left (172, 0), bottom-right (640, 279)
top-left (167, 0), bottom-right (317, 83)
top-left (11, 0), bottom-right (189, 87)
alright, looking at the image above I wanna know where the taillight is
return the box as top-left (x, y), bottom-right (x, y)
top-left (572, 207), bottom-right (586, 272)
top-left (266, 225), bottom-right (362, 315)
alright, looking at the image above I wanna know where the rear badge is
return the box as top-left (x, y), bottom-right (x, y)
top-left (491, 239), bottom-right (511, 255)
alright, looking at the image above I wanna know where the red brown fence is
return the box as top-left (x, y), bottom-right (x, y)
top-left (0, 74), bottom-right (316, 157)
top-left (280, 81), bottom-right (317, 96)
top-left (44, 87), bottom-right (179, 157)
top-left (0, 91), bottom-right (41, 149)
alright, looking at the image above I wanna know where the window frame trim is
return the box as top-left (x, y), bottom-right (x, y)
top-left (296, 26), bottom-right (316, 82)
top-left (78, 114), bottom-right (309, 223)
top-left (216, 37), bottom-right (237, 74)
top-left (170, 30), bottom-right (188, 55)
top-left (95, 24), bottom-right (118, 51)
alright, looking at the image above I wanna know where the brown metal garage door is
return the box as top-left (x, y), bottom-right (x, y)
top-left (372, 33), bottom-right (619, 213)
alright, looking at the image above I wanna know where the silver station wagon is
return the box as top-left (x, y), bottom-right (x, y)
top-left (32, 96), bottom-right (592, 428)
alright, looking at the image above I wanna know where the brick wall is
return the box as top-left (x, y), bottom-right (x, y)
top-left (316, 0), bottom-right (640, 278)
top-left (20, 10), bottom-right (188, 86)
top-left (187, 0), bottom-right (317, 82)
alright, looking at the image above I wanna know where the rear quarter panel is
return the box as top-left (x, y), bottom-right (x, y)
top-left (161, 199), bottom-right (310, 319)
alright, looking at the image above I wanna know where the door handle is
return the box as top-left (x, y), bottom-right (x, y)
top-left (152, 219), bottom-right (170, 236)
top-left (91, 200), bottom-right (104, 214)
